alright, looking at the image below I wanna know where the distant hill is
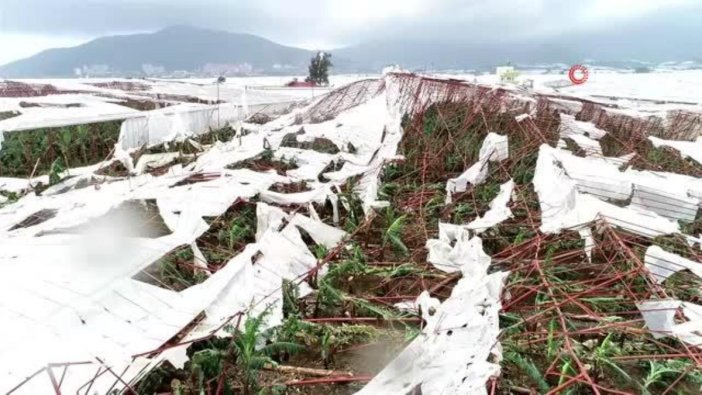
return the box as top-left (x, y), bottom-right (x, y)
top-left (339, 9), bottom-right (702, 72)
top-left (0, 26), bottom-right (316, 78)
top-left (3, 10), bottom-right (701, 78)
top-left (337, 30), bottom-right (702, 73)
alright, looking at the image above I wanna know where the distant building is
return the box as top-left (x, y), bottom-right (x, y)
top-left (285, 78), bottom-right (317, 88)
top-left (171, 70), bottom-right (190, 78)
top-left (273, 64), bottom-right (296, 70)
top-left (203, 63), bottom-right (253, 76)
top-left (497, 66), bottom-right (520, 83)
top-left (142, 64), bottom-right (165, 76)
top-left (81, 64), bottom-right (110, 77)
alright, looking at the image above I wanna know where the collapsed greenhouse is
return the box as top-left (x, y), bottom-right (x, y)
top-left (1, 73), bottom-right (702, 394)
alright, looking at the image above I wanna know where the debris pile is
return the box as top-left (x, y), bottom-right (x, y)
top-left (1, 72), bottom-right (701, 394)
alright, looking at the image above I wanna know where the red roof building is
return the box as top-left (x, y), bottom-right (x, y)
top-left (285, 79), bottom-right (317, 88)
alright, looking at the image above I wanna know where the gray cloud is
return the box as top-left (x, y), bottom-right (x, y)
top-left (1, 0), bottom-right (700, 48)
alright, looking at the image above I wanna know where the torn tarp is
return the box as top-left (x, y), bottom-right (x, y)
top-left (645, 246), bottom-right (702, 283)
top-left (637, 299), bottom-right (702, 347)
top-left (359, 234), bottom-right (507, 395)
top-left (466, 179), bottom-right (515, 233)
top-left (446, 133), bottom-right (508, 203)
top-left (534, 144), bottom-right (681, 238)
top-left (0, 76), bottom-right (408, 394)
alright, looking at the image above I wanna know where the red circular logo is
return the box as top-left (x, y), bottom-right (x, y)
top-left (568, 65), bottom-right (589, 85)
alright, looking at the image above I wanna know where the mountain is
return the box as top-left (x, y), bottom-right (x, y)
top-left (0, 26), bottom-right (316, 77)
top-left (3, 10), bottom-right (701, 78)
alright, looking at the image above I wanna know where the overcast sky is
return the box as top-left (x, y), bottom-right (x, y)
top-left (0, 0), bottom-right (700, 65)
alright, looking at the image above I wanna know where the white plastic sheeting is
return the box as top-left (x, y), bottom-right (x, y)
top-left (638, 242), bottom-right (702, 349)
top-left (446, 132), bottom-right (508, 203)
top-left (558, 114), bottom-right (609, 157)
top-left (0, 159), bottom-right (123, 194)
top-left (556, 115), bottom-right (643, 167)
top-left (559, 134), bottom-right (604, 157)
top-left (479, 133), bottom-right (510, 162)
top-left (466, 180), bottom-right (515, 233)
top-left (3, 71), bottom-right (701, 393)
top-left (426, 224), bottom-right (491, 273)
top-left (0, 96), bottom-right (142, 133)
top-left (0, 77), bottom-right (407, 393)
top-left (543, 147), bottom-right (701, 223)
top-left (630, 183), bottom-right (699, 223)
top-left (118, 104), bottom-right (245, 151)
top-left (374, 135), bottom-right (512, 392)
top-left (638, 245), bottom-right (702, 350)
top-left (425, 179), bottom-right (514, 271)
top-left (262, 93), bottom-right (406, 213)
top-left (645, 246), bottom-right (702, 283)
top-left (535, 144), bottom-right (681, 238)
top-left (550, 148), bottom-right (632, 202)
top-left (559, 113), bottom-right (607, 140)
top-left (638, 300), bottom-right (702, 346)
top-left (359, 231), bottom-right (507, 395)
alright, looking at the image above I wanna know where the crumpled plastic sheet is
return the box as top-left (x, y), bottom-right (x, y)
top-left (579, 228), bottom-right (595, 262)
top-left (645, 246), bottom-right (702, 283)
top-left (0, 76), bottom-right (416, 393)
top-left (559, 113), bottom-right (607, 140)
top-left (550, 148), bottom-right (632, 202)
top-left (630, 183), bottom-right (699, 222)
top-left (556, 115), bottom-right (642, 165)
top-left (263, 92), bottom-right (406, 214)
top-left (550, 147), bottom-right (700, 222)
top-left (466, 180), bottom-right (515, 234)
top-left (133, 152), bottom-right (184, 175)
top-left (446, 133), bottom-right (508, 204)
top-left (0, 159), bottom-right (120, 194)
top-left (178, 203), bottom-right (345, 340)
top-left (623, 168), bottom-right (702, 222)
top-left (479, 133), bottom-right (509, 162)
top-left (535, 144), bottom-right (682, 238)
top-left (553, 146), bottom-right (702, 224)
top-left (424, 180), bottom-right (515, 263)
top-left (638, 244), bottom-right (702, 349)
top-left (426, 224), bottom-right (492, 273)
top-left (630, 170), bottom-right (702, 204)
top-left (558, 134), bottom-right (603, 157)
top-left (359, 231), bottom-right (508, 395)
top-left (557, 114), bottom-right (610, 159)
top-left (637, 299), bottom-right (702, 346)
